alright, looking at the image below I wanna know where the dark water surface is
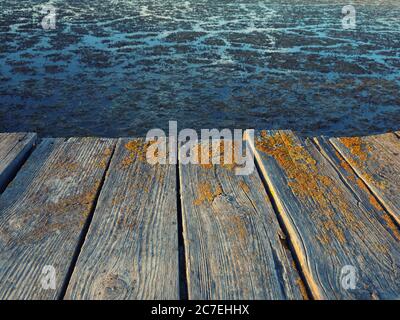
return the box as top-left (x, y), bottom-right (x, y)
top-left (0, 0), bottom-right (399, 137)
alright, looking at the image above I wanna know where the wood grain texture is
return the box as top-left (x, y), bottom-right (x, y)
top-left (0, 133), bottom-right (37, 193)
top-left (0, 137), bottom-right (115, 300)
top-left (247, 130), bottom-right (400, 300)
top-left (65, 139), bottom-right (179, 300)
top-left (179, 140), bottom-right (306, 300)
top-left (330, 133), bottom-right (400, 225)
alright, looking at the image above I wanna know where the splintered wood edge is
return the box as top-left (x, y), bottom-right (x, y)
top-left (244, 130), bottom-right (323, 300)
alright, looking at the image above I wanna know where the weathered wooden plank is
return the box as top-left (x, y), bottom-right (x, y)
top-left (65, 139), bottom-right (179, 300)
top-left (179, 140), bottom-right (306, 300)
top-left (247, 130), bottom-right (400, 300)
top-left (0, 133), bottom-right (37, 193)
top-left (330, 133), bottom-right (400, 225)
top-left (394, 132), bottom-right (400, 139)
top-left (0, 137), bottom-right (115, 300)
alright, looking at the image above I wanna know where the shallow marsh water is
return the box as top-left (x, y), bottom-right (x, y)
top-left (0, 0), bottom-right (399, 137)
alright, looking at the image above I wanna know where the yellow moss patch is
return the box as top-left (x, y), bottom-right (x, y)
top-left (256, 131), bottom-right (356, 245)
top-left (193, 140), bottom-right (243, 171)
top-left (98, 147), bottom-right (112, 169)
top-left (121, 140), bottom-right (159, 168)
top-left (340, 137), bottom-right (371, 162)
top-left (193, 182), bottom-right (222, 206)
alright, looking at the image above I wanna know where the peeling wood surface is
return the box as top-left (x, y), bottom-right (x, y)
top-left (179, 142), bottom-right (305, 300)
top-left (0, 133), bottom-right (37, 193)
top-left (65, 139), bottom-right (179, 300)
top-left (330, 133), bottom-right (400, 225)
top-left (0, 138), bottom-right (115, 299)
top-left (247, 130), bottom-right (400, 300)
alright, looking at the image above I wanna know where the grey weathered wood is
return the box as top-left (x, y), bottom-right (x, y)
top-left (0, 137), bottom-right (116, 300)
top-left (0, 133), bottom-right (37, 193)
top-left (247, 130), bottom-right (400, 300)
top-left (330, 133), bottom-right (400, 225)
top-left (179, 140), bottom-right (306, 300)
top-left (65, 138), bottom-right (179, 300)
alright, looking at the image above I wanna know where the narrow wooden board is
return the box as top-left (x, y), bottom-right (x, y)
top-left (330, 133), bottom-right (400, 225)
top-left (65, 139), bottom-right (179, 300)
top-left (247, 130), bottom-right (400, 300)
top-left (179, 140), bottom-right (306, 300)
top-left (0, 133), bottom-right (37, 193)
top-left (0, 137), bottom-right (116, 300)
top-left (394, 132), bottom-right (400, 138)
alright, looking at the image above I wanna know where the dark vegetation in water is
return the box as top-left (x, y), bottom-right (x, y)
top-left (0, 0), bottom-right (399, 137)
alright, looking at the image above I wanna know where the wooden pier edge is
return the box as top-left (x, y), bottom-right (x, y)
top-left (0, 131), bottom-right (399, 300)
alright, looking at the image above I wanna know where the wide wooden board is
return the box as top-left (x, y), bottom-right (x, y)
top-left (0, 137), bottom-right (115, 299)
top-left (247, 130), bottom-right (400, 300)
top-left (65, 139), bottom-right (179, 300)
top-left (179, 140), bottom-right (306, 300)
top-left (330, 133), bottom-right (400, 224)
top-left (0, 133), bottom-right (37, 193)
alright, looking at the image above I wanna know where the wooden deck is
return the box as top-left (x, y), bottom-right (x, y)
top-left (0, 131), bottom-right (399, 300)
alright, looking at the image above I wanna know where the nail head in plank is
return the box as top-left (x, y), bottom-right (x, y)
top-left (65, 138), bottom-right (179, 300)
top-left (330, 133), bottom-right (400, 225)
top-left (248, 130), bottom-right (400, 300)
top-left (179, 140), bottom-right (305, 300)
top-left (0, 133), bottom-right (37, 193)
top-left (0, 137), bottom-right (116, 300)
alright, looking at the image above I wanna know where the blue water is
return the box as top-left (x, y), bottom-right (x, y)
top-left (0, 0), bottom-right (399, 137)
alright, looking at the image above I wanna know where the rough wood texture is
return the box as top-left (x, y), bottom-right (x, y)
top-left (65, 139), bottom-right (179, 300)
top-left (0, 137), bottom-right (115, 300)
top-left (330, 133), bottom-right (400, 225)
top-left (0, 133), bottom-right (37, 193)
top-left (247, 130), bottom-right (400, 300)
top-left (179, 141), bottom-right (306, 300)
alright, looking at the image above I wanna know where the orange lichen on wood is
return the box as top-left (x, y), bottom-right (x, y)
top-left (339, 137), bottom-right (372, 162)
top-left (193, 140), bottom-right (243, 171)
top-left (337, 136), bottom-right (387, 191)
top-left (98, 147), bottom-right (113, 169)
top-left (334, 150), bottom-right (384, 211)
top-left (121, 140), bottom-right (159, 168)
top-left (255, 131), bottom-right (358, 245)
top-left (193, 182), bottom-right (222, 206)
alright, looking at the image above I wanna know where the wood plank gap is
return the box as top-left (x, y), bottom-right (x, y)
top-left (0, 133), bottom-right (37, 193)
top-left (253, 141), bottom-right (313, 300)
top-left (246, 133), bottom-right (324, 299)
top-left (58, 143), bottom-right (117, 300)
top-left (325, 138), bottom-right (400, 231)
top-left (180, 139), bottom-right (305, 299)
top-left (330, 133), bottom-right (400, 226)
top-left (176, 162), bottom-right (189, 300)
